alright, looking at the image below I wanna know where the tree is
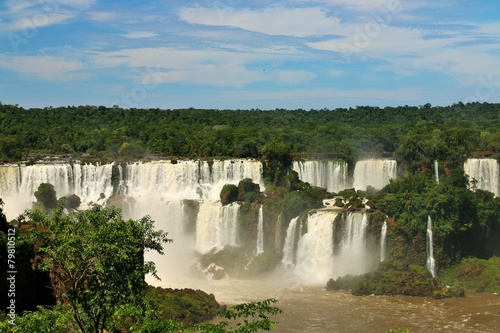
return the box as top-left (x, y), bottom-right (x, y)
top-left (22, 205), bottom-right (171, 333)
top-left (260, 142), bottom-right (292, 186)
top-left (33, 183), bottom-right (58, 210)
top-left (220, 184), bottom-right (239, 206)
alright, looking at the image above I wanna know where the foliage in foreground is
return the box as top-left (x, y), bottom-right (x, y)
top-left (142, 286), bottom-right (224, 327)
top-left (0, 298), bottom-right (282, 333)
top-left (19, 205), bottom-right (171, 333)
top-left (189, 298), bottom-right (283, 333)
top-left (1, 204), bottom-right (283, 332)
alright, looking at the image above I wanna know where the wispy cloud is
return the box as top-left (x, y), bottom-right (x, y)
top-left (1, 0), bottom-right (499, 109)
top-left (179, 6), bottom-right (341, 37)
top-left (0, 54), bottom-right (88, 81)
top-left (121, 31), bottom-right (159, 39)
top-left (0, 0), bottom-right (97, 32)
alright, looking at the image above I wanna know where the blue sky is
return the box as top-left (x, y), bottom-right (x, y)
top-left (1, 0), bottom-right (500, 109)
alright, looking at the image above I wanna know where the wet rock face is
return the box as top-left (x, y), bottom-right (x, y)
top-left (206, 263), bottom-right (226, 280)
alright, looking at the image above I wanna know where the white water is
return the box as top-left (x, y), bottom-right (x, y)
top-left (275, 213), bottom-right (284, 252)
top-left (293, 211), bottom-right (336, 284)
top-left (380, 220), bottom-right (387, 262)
top-left (353, 159), bottom-right (397, 191)
top-left (281, 211), bottom-right (372, 284)
top-left (333, 212), bottom-right (370, 277)
top-left (292, 160), bottom-right (348, 193)
top-left (426, 215), bottom-right (437, 278)
top-left (123, 159), bottom-right (263, 201)
top-left (281, 217), bottom-right (300, 267)
top-left (434, 160), bottom-right (439, 184)
top-left (255, 206), bottom-right (264, 255)
top-left (195, 202), bottom-right (240, 254)
top-left (0, 163), bottom-right (113, 218)
top-left (464, 158), bottom-right (499, 197)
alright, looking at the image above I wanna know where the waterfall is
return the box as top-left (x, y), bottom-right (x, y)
top-left (380, 220), bottom-right (387, 262)
top-left (195, 201), bottom-right (240, 254)
top-left (353, 159), bottom-right (397, 191)
top-left (294, 212), bottom-right (336, 284)
top-left (333, 212), bottom-right (370, 277)
top-left (464, 158), bottom-right (499, 197)
top-left (275, 213), bottom-right (284, 252)
top-left (281, 217), bottom-right (300, 267)
top-left (434, 160), bottom-right (439, 184)
top-left (426, 216), bottom-right (437, 278)
top-left (123, 159), bottom-right (263, 201)
top-left (0, 163), bottom-right (114, 218)
top-left (282, 211), bottom-right (372, 284)
top-left (292, 160), bottom-right (348, 193)
top-left (255, 206), bottom-right (264, 255)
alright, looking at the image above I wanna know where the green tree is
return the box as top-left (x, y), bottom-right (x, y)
top-left (34, 183), bottom-right (58, 210)
top-left (261, 142), bottom-right (292, 186)
top-left (22, 205), bottom-right (171, 333)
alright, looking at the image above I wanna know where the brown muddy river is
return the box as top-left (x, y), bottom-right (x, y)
top-left (153, 277), bottom-right (500, 333)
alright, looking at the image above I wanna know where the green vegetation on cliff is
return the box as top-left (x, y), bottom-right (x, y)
top-left (439, 256), bottom-right (500, 293)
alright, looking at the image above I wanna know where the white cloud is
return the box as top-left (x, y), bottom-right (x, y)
top-left (179, 6), bottom-right (341, 37)
top-left (9, 12), bottom-right (75, 31)
top-left (291, 0), bottom-right (439, 12)
top-left (0, 54), bottom-right (87, 81)
top-left (85, 10), bottom-right (121, 22)
top-left (57, 0), bottom-right (97, 10)
top-left (216, 86), bottom-right (423, 105)
top-left (89, 46), bottom-right (316, 87)
top-left (121, 31), bottom-right (159, 39)
top-left (308, 24), bottom-right (500, 82)
top-left (0, 0), bottom-right (96, 32)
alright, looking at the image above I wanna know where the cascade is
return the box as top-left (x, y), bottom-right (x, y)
top-left (123, 159), bottom-right (263, 201)
top-left (434, 160), bottom-right (439, 184)
top-left (281, 217), bottom-right (300, 267)
top-left (292, 160), bottom-right (348, 193)
top-left (0, 163), bottom-right (114, 218)
top-left (353, 159), bottom-right (397, 191)
top-left (333, 212), bottom-right (370, 277)
top-left (426, 216), bottom-right (437, 278)
top-left (255, 206), bottom-right (264, 255)
top-left (380, 219), bottom-right (387, 262)
top-left (275, 213), bottom-right (284, 252)
top-left (195, 201), bottom-right (240, 254)
top-left (293, 212), bottom-right (336, 284)
top-left (134, 200), bottom-right (197, 280)
top-left (464, 158), bottom-right (499, 197)
top-left (282, 211), bottom-right (372, 284)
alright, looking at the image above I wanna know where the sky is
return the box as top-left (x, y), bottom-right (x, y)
top-left (1, 0), bottom-right (500, 110)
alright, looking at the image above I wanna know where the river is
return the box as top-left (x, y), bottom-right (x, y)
top-left (149, 275), bottom-right (500, 333)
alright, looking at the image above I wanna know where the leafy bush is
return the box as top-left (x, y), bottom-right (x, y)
top-left (338, 260), bottom-right (439, 297)
top-left (439, 256), bottom-right (500, 293)
top-left (237, 179), bottom-right (262, 203)
top-left (33, 183), bottom-right (58, 210)
top-left (220, 184), bottom-right (239, 206)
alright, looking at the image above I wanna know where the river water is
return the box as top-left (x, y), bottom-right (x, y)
top-left (151, 276), bottom-right (500, 333)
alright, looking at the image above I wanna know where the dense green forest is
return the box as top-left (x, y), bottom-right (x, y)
top-left (0, 102), bottom-right (498, 164)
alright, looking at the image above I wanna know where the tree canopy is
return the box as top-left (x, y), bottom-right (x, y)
top-left (21, 205), bottom-right (171, 333)
top-left (0, 102), bottom-right (498, 164)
